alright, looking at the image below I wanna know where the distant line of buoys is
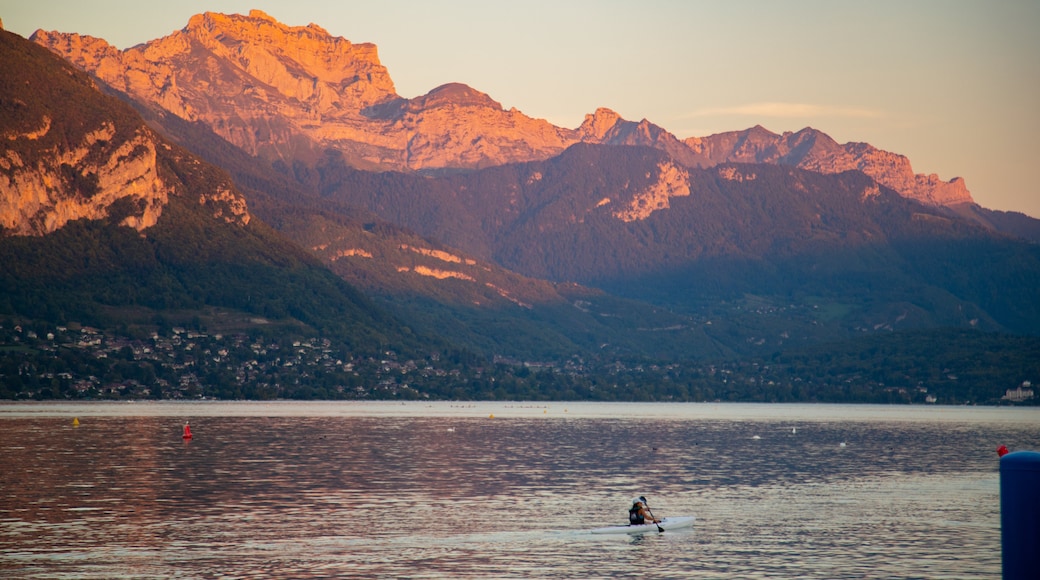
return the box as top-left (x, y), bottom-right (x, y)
top-left (182, 421), bottom-right (193, 440)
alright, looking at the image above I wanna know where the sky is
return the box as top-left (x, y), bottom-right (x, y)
top-left (3, 0), bottom-right (1038, 217)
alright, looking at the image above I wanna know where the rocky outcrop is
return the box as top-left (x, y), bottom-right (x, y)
top-left (380, 83), bottom-right (576, 171)
top-left (1, 121), bottom-right (169, 235)
top-left (685, 126), bottom-right (974, 207)
top-left (400, 243), bottom-right (477, 266)
top-left (613, 161), bottom-right (690, 222)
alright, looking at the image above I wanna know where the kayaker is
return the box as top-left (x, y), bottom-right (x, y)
top-left (629, 497), bottom-right (659, 525)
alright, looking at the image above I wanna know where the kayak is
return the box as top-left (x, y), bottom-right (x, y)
top-left (589, 516), bottom-right (695, 535)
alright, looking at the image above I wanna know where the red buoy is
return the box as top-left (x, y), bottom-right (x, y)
top-left (998, 444), bottom-right (1009, 457)
top-left (182, 422), bottom-right (193, 440)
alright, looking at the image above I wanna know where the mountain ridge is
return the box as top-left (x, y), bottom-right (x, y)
top-left (30, 10), bottom-right (1003, 218)
top-left (96, 77), bottom-right (723, 361)
top-left (305, 142), bottom-right (1040, 340)
top-left (686, 126), bottom-right (974, 207)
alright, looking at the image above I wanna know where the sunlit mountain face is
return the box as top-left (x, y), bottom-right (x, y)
top-left (33, 10), bottom-right (978, 212)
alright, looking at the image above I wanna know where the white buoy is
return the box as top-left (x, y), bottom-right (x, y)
top-left (752, 435), bottom-right (761, 440)
top-left (839, 441), bottom-right (846, 447)
top-left (792, 427), bottom-right (797, 434)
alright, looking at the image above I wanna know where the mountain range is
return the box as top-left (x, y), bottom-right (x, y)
top-left (0, 27), bottom-right (418, 356)
top-left (2, 11), bottom-right (1039, 403)
top-left (24, 12), bottom-right (981, 202)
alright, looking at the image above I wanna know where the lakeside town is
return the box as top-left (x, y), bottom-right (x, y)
top-left (2, 321), bottom-right (1033, 405)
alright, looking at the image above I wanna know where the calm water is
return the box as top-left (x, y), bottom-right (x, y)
top-left (1, 402), bottom-right (1037, 578)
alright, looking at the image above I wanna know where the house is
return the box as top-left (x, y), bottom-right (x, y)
top-left (1002, 382), bottom-right (1035, 402)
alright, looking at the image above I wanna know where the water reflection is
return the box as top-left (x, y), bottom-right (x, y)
top-left (1, 407), bottom-right (1035, 578)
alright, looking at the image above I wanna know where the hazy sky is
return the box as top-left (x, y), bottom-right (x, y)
top-left (3, 1), bottom-right (1038, 217)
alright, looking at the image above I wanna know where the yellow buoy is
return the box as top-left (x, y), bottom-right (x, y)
top-left (72, 417), bottom-right (79, 427)
top-left (489, 413), bottom-right (495, 419)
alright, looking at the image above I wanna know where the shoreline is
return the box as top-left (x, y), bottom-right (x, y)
top-left (2, 400), bottom-right (1037, 423)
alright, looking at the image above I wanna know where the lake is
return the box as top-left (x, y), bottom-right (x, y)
top-left (1, 402), bottom-right (1037, 578)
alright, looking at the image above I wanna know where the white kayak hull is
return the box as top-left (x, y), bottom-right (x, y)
top-left (590, 516), bottom-right (695, 535)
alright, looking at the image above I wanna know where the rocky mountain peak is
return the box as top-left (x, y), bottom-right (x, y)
top-left (411, 83), bottom-right (502, 111)
top-left (578, 108), bottom-right (624, 141)
top-left (579, 110), bottom-right (707, 167)
top-left (29, 29), bottom-right (119, 70)
top-left (181, 10), bottom-right (397, 109)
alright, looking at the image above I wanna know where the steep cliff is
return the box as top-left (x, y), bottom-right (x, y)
top-left (1, 28), bottom-right (253, 238)
top-left (0, 29), bottom-right (172, 235)
top-left (578, 108), bottom-right (709, 168)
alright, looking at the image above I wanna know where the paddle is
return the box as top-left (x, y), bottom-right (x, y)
top-left (640, 496), bottom-right (664, 533)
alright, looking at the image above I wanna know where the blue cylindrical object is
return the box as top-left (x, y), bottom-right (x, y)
top-left (1000, 450), bottom-right (1040, 580)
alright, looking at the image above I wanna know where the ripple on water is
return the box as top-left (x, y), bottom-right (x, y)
top-left (0, 404), bottom-right (1033, 578)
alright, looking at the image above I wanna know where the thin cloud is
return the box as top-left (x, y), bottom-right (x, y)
top-left (684, 102), bottom-right (884, 119)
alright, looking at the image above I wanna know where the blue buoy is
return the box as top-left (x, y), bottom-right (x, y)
top-left (1000, 450), bottom-right (1040, 580)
